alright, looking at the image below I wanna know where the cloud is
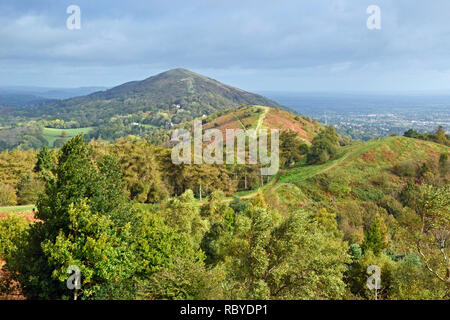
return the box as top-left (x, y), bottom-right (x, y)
top-left (1, 0), bottom-right (450, 91)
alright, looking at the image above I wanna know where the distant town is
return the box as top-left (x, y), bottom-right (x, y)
top-left (265, 92), bottom-right (450, 141)
top-left (314, 107), bottom-right (449, 141)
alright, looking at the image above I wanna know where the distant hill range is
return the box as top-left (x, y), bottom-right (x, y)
top-left (0, 86), bottom-right (107, 101)
top-left (12, 68), bottom-right (284, 126)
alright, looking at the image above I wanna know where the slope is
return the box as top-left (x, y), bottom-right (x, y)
top-left (18, 69), bottom-right (282, 127)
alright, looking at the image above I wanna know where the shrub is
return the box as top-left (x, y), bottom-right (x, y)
top-left (352, 186), bottom-right (384, 202)
top-left (392, 160), bottom-right (417, 177)
top-left (0, 215), bottom-right (29, 258)
top-left (327, 180), bottom-right (351, 198)
top-left (17, 175), bottom-right (44, 205)
top-left (379, 195), bottom-right (403, 217)
top-left (0, 184), bottom-right (17, 206)
top-left (230, 196), bottom-right (248, 214)
top-left (439, 153), bottom-right (449, 175)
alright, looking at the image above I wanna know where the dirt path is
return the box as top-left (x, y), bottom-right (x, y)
top-left (314, 151), bottom-right (353, 176)
top-left (256, 106), bottom-right (269, 132)
top-left (200, 150), bottom-right (355, 205)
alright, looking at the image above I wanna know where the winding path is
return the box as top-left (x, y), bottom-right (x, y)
top-left (256, 106), bottom-right (269, 132)
top-left (202, 150), bottom-right (355, 205)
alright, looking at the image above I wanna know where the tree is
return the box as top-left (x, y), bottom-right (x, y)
top-left (404, 129), bottom-right (421, 139)
top-left (307, 126), bottom-right (340, 164)
top-left (136, 257), bottom-right (224, 300)
top-left (0, 215), bottom-right (29, 297)
top-left (0, 215), bottom-right (29, 259)
top-left (41, 200), bottom-right (138, 299)
top-left (362, 215), bottom-right (388, 256)
top-left (112, 138), bottom-right (168, 203)
top-left (34, 147), bottom-right (51, 171)
top-left (213, 207), bottom-right (349, 299)
top-left (435, 125), bottom-right (447, 145)
top-left (3, 135), bottom-right (139, 299)
top-left (279, 130), bottom-right (308, 166)
top-left (230, 196), bottom-right (248, 214)
top-left (163, 190), bottom-right (207, 246)
top-left (399, 184), bottom-right (450, 285)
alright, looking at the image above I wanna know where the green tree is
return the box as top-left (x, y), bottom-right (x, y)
top-left (163, 189), bottom-right (207, 246)
top-left (307, 126), bottom-right (340, 164)
top-left (3, 135), bottom-right (139, 299)
top-left (112, 138), bottom-right (168, 203)
top-left (362, 215), bottom-right (388, 256)
top-left (41, 200), bottom-right (138, 299)
top-left (279, 130), bottom-right (308, 166)
top-left (216, 207), bottom-right (349, 299)
top-left (399, 184), bottom-right (450, 285)
top-left (34, 146), bottom-right (53, 171)
top-left (137, 257), bottom-right (224, 300)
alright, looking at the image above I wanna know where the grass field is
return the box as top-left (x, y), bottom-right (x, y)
top-left (43, 127), bottom-right (94, 147)
top-left (0, 205), bottom-right (35, 214)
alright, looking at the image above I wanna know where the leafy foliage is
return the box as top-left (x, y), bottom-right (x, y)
top-left (307, 126), bottom-right (340, 164)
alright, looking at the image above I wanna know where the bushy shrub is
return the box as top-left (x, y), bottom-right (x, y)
top-left (0, 215), bottom-right (29, 258)
top-left (392, 160), bottom-right (417, 177)
top-left (379, 195), bottom-right (403, 217)
top-left (352, 186), bottom-right (384, 201)
top-left (0, 184), bottom-right (17, 206)
top-left (327, 180), bottom-right (351, 197)
top-left (17, 175), bottom-right (44, 205)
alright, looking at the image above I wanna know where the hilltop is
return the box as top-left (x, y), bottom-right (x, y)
top-left (202, 105), bottom-right (321, 143)
top-left (15, 69), bottom-right (282, 127)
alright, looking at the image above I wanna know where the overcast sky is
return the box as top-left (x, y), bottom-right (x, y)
top-left (1, 0), bottom-right (450, 93)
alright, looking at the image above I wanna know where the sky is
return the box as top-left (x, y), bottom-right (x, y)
top-left (1, 0), bottom-right (450, 93)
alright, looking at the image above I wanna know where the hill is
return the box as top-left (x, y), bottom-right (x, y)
top-left (260, 136), bottom-right (449, 241)
top-left (202, 105), bottom-right (321, 143)
top-left (17, 69), bottom-right (282, 127)
top-left (0, 94), bottom-right (49, 108)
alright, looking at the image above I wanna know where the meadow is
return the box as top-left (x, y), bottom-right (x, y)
top-left (43, 127), bottom-right (94, 147)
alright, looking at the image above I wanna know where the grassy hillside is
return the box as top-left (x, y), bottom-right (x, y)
top-left (202, 105), bottom-right (321, 143)
top-left (262, 136), bottom-right (449, 241)
top-left (43, 127), bottom-right (94, 147)
top-left (17, 69), bottom-right (283, 127)
top-left (268, 137), bottom-right (447, 201)
top-left (0, 205), bottom-right (35, 214)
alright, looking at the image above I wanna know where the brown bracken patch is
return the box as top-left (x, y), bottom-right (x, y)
top-left (0, 211), bottom-right (37, 222)
top-left (362, 150), bottom-right (376, 162)
top-left (382, 150), bottom-right (398, 162)
top-left (264, 110), bottom-right (310, 140)
top-left (0, 260), bottom-right (25, 300)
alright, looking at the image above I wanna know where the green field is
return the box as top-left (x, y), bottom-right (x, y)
top-left (0, 204), bottom-right (36, 213)
top-left (43, 127), bottom-right (94, 147)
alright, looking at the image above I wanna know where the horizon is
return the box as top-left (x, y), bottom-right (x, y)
top-left (2, 67), bottom-right (450, 97)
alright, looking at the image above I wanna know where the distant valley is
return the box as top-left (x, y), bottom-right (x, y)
top-left (263, 92), bottom-right (450, 140)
